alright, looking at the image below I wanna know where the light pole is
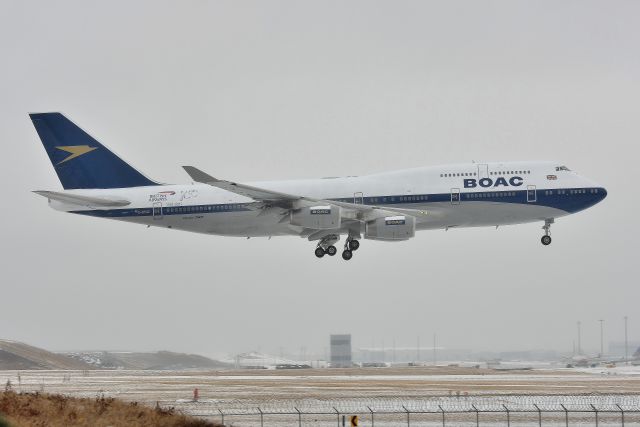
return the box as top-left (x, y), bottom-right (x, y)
top-left (393, 337), bottom-right (396, 364)
top-left (433, 333), bottom-right (437, 367)
top-left (598, 319), bottom-right (604, 358)
top-left (625, 316), bottom-right (629, 364)
top-left (577, 321), bottom-right (582, 355)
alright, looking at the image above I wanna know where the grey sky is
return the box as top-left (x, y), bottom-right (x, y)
top-left (1, 0), bottom-right (638, 359)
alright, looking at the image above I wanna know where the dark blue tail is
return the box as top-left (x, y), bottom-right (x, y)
top-left (30, 112), bottom-right (158, 189)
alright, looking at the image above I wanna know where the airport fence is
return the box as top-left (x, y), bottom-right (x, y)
top-left (161, 395), bottom-right (640, 426)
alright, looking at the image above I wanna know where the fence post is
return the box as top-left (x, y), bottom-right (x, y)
top-left (367, 406), bottom-right (374, 427)
top-left (218, 409), bottom-right (224, 425)
top-left (560, 404), bottom-right (568, 427)
top-left (258, 407), bottom-right (264, 427)
top-left (502, 404), bottom-right (510, 427)
top-left (439, 405), bottom-right (445, 427)
top-left (333, 407), bottom-right (339, 427)
top-left (533, 403), bottom-right (541, 427)
top-left (295, 407), bottom-right (302, 427)
top-left (590, 404), bottom-right (598, 427)
top-left (402, 405), bottom-right (410, 427)
top-left (471, 404), bottom-right (479, 427)
top-left (617, 404), bottom-right (625, 427)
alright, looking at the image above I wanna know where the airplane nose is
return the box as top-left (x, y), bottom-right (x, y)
top-left (599, 187), bottom-right (607, 200)
top-left (594, 187), bottom-right (607, 204)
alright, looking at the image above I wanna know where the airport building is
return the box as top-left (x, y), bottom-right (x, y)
top-left (330, 334), bottom-right (352, 368)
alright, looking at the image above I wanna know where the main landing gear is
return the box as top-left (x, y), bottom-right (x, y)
top-left (341, 236), bottom-right (359, 261)
top-left (541, 219), bottom-right (554, 246)
top-left (315, 245), bottom-right (337, 258)
top-left (314, 235), bottom-right (360, 261)
top-left (314, 234), bottom-right (339, 258)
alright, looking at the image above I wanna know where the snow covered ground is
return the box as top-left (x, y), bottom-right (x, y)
top-left (574, 364), bottom-right (640, 376)
top-left (1, 367), bottom-right (639, 426)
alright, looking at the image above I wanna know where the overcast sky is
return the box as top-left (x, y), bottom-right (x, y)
top-left (1, 0), bottom-right (638, 359)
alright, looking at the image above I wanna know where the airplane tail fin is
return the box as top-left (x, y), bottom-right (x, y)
top-left (30, 112), bottom-right (159, 189)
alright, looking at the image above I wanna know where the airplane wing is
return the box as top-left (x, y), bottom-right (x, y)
top-left (33, 190), bottom-right (131, 208)
top-left (182, 166), bottom-right (430, 223)
top-left (182, 166), bottom-right (300, 204)
top-left (328, 199), bottom-right (430, 222)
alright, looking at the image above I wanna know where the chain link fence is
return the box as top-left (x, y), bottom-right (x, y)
top-left (158, 395), bottom-right (640, 426)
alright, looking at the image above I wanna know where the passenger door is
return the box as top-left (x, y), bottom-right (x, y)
top-left (152, 202), bottom-right (163, 219)
top-left (527, 185), bottom-right (537, 203)
top-left (354, 192), bottom-right (364, 205)
top-left (451, 188), bottom-right (461, 205)
top-left (477, 164), bottom-right (489, 179)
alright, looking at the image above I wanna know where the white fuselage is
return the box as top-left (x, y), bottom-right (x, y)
top-left (46, 161), bottom-right (606, 240)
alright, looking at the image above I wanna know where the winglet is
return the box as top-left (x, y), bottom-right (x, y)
top-left (182, 166), bottom-right (219, 184)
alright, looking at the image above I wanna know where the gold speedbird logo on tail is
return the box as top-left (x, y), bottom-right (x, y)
top-left (55, 145), bottom-right (97, 165)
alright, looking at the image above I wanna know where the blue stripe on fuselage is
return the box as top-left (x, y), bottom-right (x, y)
top-left (70, 187), bottom-right (607, 218)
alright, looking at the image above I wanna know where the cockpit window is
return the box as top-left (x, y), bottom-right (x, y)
top-left (555, 166), bottom-right (571, 171)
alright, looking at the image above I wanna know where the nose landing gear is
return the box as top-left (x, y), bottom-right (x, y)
top-left (541, 219), bottom-right (553, 246)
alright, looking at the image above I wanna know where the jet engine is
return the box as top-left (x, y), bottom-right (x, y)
top-left (290, 205), bottom-right (341, 229)
top-left (365, 215), bottom-right (415, 240)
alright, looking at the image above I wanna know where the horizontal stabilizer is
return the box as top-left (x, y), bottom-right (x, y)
top-left (33, 190), bottom-right (130, 207)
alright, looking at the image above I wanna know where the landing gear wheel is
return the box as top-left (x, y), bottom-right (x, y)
top-left (315, 247), bottom-right (326, 258)
top-left (348, 240), bottom-right (360, 251)
top-left (326, 246), bottom-right (337, 256)
top-left (541, 219), bottom-right (554, 246)
top-left (342, 250), bottom-right (353, 261)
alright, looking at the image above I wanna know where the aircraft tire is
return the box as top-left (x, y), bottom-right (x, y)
top-left (349, 240), bottom-right (360, 251)
top-left (541, 235), bottom-right (552, 246)
top-left (342, 250), bottom-right (353, 261)
top-left (326, 246), bottom-right (337, 256)
top-left (315, 247), bottom-right (326, 258)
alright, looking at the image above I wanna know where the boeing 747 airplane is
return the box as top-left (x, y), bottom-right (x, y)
top-left (31, 113), bottom-right (607, 260)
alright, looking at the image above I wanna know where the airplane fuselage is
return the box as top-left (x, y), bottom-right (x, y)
top-left (47, 161), bottom-right (606, 239)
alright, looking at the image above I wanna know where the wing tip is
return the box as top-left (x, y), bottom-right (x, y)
top-left (182, 165), bottom-right (219, 183)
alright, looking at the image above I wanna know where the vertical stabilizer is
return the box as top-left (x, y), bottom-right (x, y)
top-left (30, 112), bottom-right (158, 189)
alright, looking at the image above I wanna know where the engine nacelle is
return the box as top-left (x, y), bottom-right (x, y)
top-left (365, 215), bottom-right (415, 241)
top-left (290, 205), bottom-right (341, 229)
